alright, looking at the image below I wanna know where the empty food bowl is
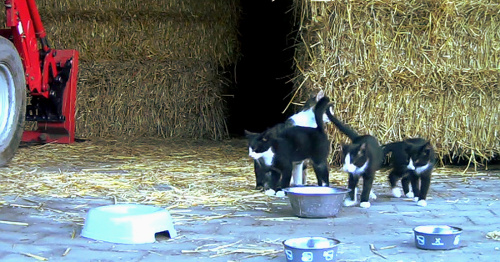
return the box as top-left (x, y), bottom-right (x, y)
top-left (283, 237), bottom-right (341, 262)
top-left (283, 186), bottom-right (350, 218)
top-left (413, 225), bottom-right (462, 250)
top-left (81, 204), bottom-right (177, 244)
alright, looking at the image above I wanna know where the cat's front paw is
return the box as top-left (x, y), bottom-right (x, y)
top-left (406, 191), bottom-right (414, 198)
top-left (391, 188), bottom-right (402, 198)
top-left (275, 190), bottom-right (286, 198)
top-left (343, 198), bottom-right (357, 207)
top-left (264, 189), bottom-right (286, 197)
top-left (360, 202), bottom-right (371, 208)
top-left (417, 199), bottom-right (427, 207)
top-left (264, 189), bottom-right (276, 196)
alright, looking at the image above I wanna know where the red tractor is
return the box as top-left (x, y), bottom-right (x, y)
top-left (0, 0), bottom-right (78, 166)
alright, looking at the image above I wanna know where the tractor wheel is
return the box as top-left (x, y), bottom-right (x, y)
top-left (0, 36), bottom-right (26, 167)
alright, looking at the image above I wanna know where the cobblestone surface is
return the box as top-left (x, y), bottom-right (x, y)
top-left (1, 173), bottom-right (499, 261)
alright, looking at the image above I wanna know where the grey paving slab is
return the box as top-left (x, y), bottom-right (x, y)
top-left (0, 174), bottom-right (499, 261)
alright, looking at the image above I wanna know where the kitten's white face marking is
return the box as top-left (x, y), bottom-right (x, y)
top-left (407, 158), bottom-right (416, 170)
top-left (249, 147), bottom-right (274, 166)
top-left (343, 154), bottom-right (369, 175)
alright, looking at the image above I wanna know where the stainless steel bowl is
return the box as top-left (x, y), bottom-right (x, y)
top-left (283, 237), bottom-right (341, 262)
top-left (283, 186), bottom-right (350, 218)
top-left (413, 225), bottom-right (462, 250)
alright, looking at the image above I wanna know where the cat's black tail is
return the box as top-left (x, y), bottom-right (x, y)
top-left (325, 105), bottom-right (359, 140)
top-left (314, 96), bottom-right (331, 132)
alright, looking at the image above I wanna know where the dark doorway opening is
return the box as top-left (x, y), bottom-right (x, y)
top-left (226, 0), bottom-right (298, 136)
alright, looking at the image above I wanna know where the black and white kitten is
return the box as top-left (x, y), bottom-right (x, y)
top-left (246, 97), bottom-right (331, 196)
top-left (326, 109), bottom-right (383, 208)
top-left (247, 91), bottom-right (330, 190)
top-left (383, 138), bottom-right (435, 207)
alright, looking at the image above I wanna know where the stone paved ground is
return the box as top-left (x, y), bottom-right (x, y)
top-left (0, 172), bottom-right (499, 261)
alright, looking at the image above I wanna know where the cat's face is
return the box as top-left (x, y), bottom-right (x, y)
top-left (406, 142), bottom-right (434, 173)
top-left (245, 130), bottom-right (275, 165)
top-left (342, 143), bottom-right (369, 175)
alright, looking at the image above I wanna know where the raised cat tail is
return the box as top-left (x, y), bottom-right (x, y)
top-left (325, 105), bottom-right (359, 140)
top-left (314, 96), bottom-right (331, 132)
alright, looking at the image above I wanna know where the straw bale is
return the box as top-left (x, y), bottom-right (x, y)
top-left (37, 0), bottom-right (240, 65)
top-left (3, 0), bottom-right (241, 139)
top-left (292, 0), bottom-right (500, 166)
top-left (76, 60), bottom-right (229, 139)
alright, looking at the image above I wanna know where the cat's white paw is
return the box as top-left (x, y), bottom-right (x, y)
top-left (414, 197), bottom-right (419, 202)
top-left (406, 191), bottom-right (414, 198)
top-left (392, 188), bottom-right (402, 198)
top-left (369, 190), bottom-right (377, 200)
top-left (360, 202), bottom-right (371, 208)
top-left (343, 198), bottom-right (357, 207)
top-left (265, 189), bottom-right (276, 196)
top-left (417, 200), bottom-right (427, 207)
top-left (275, 190), bottom-right (286, 198)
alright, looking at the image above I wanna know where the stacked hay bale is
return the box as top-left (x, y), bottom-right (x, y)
top-left (292, 0), bottom-right (499, 166)
top-left (35, 0), bottom-right (239, 139)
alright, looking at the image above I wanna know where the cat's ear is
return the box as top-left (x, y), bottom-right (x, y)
top-left (359, 143), bottom-right (367, 152)
top-left (316, 90), bottom-right (325, 101)
top-left (421, 141), bottom-right (433, 155)
top-left (403, 142), bottom-right (413, 154)
top-left (341, 144), bottom-right (349, 154)
top-left (244, 130), bottom-right (257, 138)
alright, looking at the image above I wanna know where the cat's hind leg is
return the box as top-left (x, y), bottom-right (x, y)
top-left (312, 160), bottom-right (329, 187)
top-left (290, 161), bottom-right (304, 186)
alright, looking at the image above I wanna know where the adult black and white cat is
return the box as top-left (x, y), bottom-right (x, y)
top-left (246, 96), bottom-right (331, 196)
top-left (383, 138), bottom-right (435, 207)
top-left (247, 91), bottom-right (330, 190)
top-left (326, 109), bottom-right (383, 208)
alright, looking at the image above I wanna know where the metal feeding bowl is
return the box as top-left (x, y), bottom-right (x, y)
top-left (81, 204), bottom-right (177, 244)
top-left (283, 186), bottom-right (350, 218)
top-left (283, 237), bottom-right (341, 262)
top-left (413, 225), bottom-right (462, 250)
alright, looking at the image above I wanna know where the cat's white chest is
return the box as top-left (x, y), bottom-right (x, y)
top-left (249, 147), bottom-right (274, 166)
top-left (343, 154), bottom-right (369, 175)
top-left (407, 159), bottom-right (431, 174)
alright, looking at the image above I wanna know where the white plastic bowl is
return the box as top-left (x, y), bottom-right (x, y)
top-left (81, 204), bottom-right (177, 244)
